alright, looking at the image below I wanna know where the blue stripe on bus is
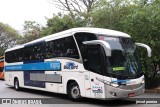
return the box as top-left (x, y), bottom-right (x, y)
top-left (5, 61), bottom-right (61, 71)
top-left (111, 80), bottom-right (130, 83)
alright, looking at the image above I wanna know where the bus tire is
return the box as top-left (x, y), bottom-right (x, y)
top-left (14, 78), bottom-right (20, 91)
top-left (68, 82), bottom-right (81, 101)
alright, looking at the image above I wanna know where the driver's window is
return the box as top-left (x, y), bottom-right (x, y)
top-left (86, 45), bottom-right (103, 74)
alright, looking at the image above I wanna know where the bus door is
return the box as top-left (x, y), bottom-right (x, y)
top-left (83, 40), bottom-right (111, 98)
top-left (86, 45), bottom-right (105, 98)
top-left (84, 45), bottom-right (104, 98)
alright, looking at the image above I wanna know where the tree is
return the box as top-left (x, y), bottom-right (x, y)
top-left (120, 1), bottom-right (160, 76)
top-left (91, 0), bottom-right (141, 28)
top-left (40, 13), bottom-right (85, 36)
top-left (19, 14), bottom-right (85, 43)
top-left (50, 0), bottom-right (101, 25)
top-left (0, 22), bottom-right (20, 55)
top-left (19, 21), bottom-right (42, 44)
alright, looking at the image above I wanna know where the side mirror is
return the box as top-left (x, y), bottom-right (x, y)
top-left (135, 43), bottom-right (152, 57)
top-left (83, 40), bottom-right (111, 56)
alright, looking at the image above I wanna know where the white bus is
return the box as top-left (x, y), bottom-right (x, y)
top-left (4, 28), bottom-right (151, 100)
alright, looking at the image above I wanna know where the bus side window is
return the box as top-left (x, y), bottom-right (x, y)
top-left (84, 45), bottom-right (103, 75)
top-left (45, 36), bottom-right (80, 59)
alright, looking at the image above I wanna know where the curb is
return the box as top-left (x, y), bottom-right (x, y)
top-left (145, 89), bottom-right (160, 93)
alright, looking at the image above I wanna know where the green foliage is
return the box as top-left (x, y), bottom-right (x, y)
top-left (20, 14), bottom-right (86, 44)
top-left (40, 13), bottom-right (86, 36)
top-left (121, 3), bottom-right (160, 75)
top-left (91, 0), bottom-right (160, 76)
top-left (19, 21), bottom-right (42, 44)
top-left (0, 22), bottom-right (20, 56)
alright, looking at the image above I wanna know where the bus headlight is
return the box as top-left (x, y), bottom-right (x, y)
top-left (111, 83), bottom-right (119, 87)
top-left (141, 78), bottom-right (145, 84)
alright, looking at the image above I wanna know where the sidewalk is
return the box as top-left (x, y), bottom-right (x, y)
top-left (145, 87), bottom-right (160, 93)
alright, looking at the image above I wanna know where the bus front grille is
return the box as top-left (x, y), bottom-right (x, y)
top-left (119, 83), bottom-right (143, 90)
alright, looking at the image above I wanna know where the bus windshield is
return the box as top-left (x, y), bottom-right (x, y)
top-left (99, 36), bottom-right (142, 79)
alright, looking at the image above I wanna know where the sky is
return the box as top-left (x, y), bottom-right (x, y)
top-left (0, 0), bottom-right (60, 32)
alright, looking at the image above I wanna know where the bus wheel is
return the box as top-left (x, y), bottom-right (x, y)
top-left (14, 78), bottom-right (20, 91)
top-left (68, 82), bottom-right (81, 101)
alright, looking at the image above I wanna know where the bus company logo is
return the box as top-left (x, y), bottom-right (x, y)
top-left (64, 62), bottom-right (78, 70)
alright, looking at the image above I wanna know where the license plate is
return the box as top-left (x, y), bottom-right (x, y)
top-left (128, 93), bottom-right (135, 97)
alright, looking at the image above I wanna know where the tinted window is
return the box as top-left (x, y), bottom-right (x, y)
top-left (5, 36), bottom-right (80, 63)
top-left (5, 49), bottom-right (23, 63)
top-left (74, 32), bottom-right (97, 60)
top-left (45, 36), bottom-right (79, 59)
top-left (23, 43), bottom-right (45, 61)
top-left (85, 45), bottom-right (103, 74)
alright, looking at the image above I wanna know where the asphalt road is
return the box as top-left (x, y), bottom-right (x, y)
top-left (0, 80), bottom-right (159, 107)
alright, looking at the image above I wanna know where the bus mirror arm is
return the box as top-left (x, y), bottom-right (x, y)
top-left (83, 40), bottom-right (111, 56)
top-left (135, 43), bottom-right (152, 57)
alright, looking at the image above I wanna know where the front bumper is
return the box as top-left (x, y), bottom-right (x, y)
top-left (105, 84), bottom-right (145, 98)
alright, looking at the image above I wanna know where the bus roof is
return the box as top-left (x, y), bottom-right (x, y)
top-left (5, 27), bottom-right (131, 52)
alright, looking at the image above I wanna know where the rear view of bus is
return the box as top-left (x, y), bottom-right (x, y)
top-left (0, 56), bottom-right (4, 80)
